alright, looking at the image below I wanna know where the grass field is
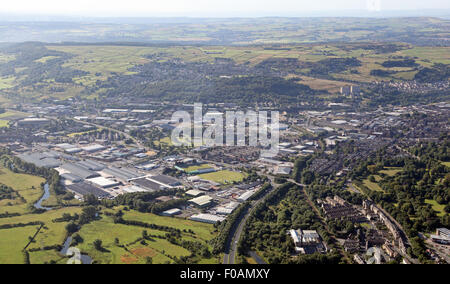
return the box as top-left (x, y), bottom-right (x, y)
top-left (379, 167), bottom-right (403, 177)
top-left (120, 209), bottom-right (217, 244)
top-left (0, 226), bottom-right (40, 264)
top-left (441, 161), bottom-right (450, 168)
top-left (75, 212), bottom-right (211, 264)
top-left (362, 176), bottom-right (384, 192)
top-left (425, 199), bottom-right (446, 217)
top-left (182, 164), bottom-right (214, 172)
top-left (0, 76), bottom-right (15, 90)
top-left (198, 170), bottom-right (247, 184)
top-left (0, 207), bottom-right (82, 251)
top-left (0, 110), bottom-right (29, 120)
top-left (0, 167), bottom-right (46, 214)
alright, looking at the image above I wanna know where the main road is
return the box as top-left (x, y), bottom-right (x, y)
top-left (223, 174), bottom-right (276, 264)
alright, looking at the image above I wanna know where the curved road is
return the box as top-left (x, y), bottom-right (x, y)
top-left (223, 177), bottom-right (276, 264)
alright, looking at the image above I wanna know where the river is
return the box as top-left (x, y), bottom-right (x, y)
top-left (33, 184), bottom-right (53, 211)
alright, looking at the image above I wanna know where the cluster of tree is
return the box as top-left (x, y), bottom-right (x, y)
top-left (113, 216), bottom-right (182, 237)
top-left (101, 189), bottom-right (182, 213)
top-left (414, 63), bottom-right (450, 83)
top-left (303, 57), bottom-right (362, 77)
top-left (0, 42), bottom-right (88, 86)
top-left (0, 221), bottom-right (43, 230)
top-left (381, 59), bottom-right (418, 68)
top-left (0, 184), bottom-right (18, 200)
top-left (350, 140), bottom-right (450, 262)
top-left (238, 183), bottom-right (334, 263)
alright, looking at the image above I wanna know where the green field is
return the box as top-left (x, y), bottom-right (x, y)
top-left (0, 226), bottom-right (40, 264)
top-left (0, 167), bottom-right (46, 214)
top-left (198, 170), bottom-right (247, 184)
top-left (0, 207), bottom-right (82, 250)
top-left (182, 164), bottom-right (214, 172)
top-left (362, 176), bottom-right (384, 192)
top-left (441, 161), bottom-right (450, 168)
top-left (75, 209), bottom-right (218, 264)
top-left (425, 199), bottom-right (446, 217)
top-left (379, 167), bottom-right (403, 177)
top-left (0, 76), bottom-right (15, 89)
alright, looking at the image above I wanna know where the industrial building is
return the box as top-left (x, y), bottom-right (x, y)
top-left (161, 208), bottom-right (182, 217)
top-left (61, 173), bottom-right (83, 183)
top-left (82, 144), bottom-right (107, 153)
top-left (131, 177), bottom-right (168, 191)
top-left (101, 166), bottom-right (140, 182)
top-left (60, 163), bottom-right (100, 179)
top-left (189, 195), bottom-right (213, 208)
top-left (121, 185), bottom-right (149, 193)
top-left (17, 117), bottom-right (50, 127)
top-left (18, 152), bottom-right (61, 168)
top-left (77, 160), bottom-right (105, 171)
top-left (67, 182), bottom-right (111, 199)
top-left (216, 202), bottom-right (240, 215)
top-left (148, 175), bottom-right (182, 188)
top-left (237, 190), bottom-right (256, 202)
top-left (186, 189), bottom-right (204, 197)
top-left (189, 214), bottom-right (225, 224)
top-left (87, 177), bottom-right (121, 188)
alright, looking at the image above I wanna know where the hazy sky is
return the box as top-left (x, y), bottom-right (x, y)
top-left (1, 0), bottom-right (449, 17)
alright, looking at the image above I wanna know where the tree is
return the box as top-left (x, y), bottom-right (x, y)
top-left (65, 222), bottom-right (78, 234)
top-left (93, 239), bottom-right (103, 251)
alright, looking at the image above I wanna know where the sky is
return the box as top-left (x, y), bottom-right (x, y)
top-left (0, 0), bottom-right (449, 17)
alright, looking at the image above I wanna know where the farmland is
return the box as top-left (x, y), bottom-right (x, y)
top-left (0, 166), bottom-right (46, 214)
top-left (74, 208), bottom-right (219, 264)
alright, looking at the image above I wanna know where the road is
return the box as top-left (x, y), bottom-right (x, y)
top-left (223, 178), bottom-right (276, 264)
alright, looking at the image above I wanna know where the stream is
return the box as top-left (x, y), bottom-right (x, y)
top-left (34, 185), bottom-right (92, 263)
top-left (33, 184), bottom-right (53, 211)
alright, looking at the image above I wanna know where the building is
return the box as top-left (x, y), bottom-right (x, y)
top-left (289, 229), bottom-right (324, 254)
top-left (216, 202), bottom-right (240, 215)
top-left (61, 173), bottom-right (83, 183)
top-left (121, 186), bottom-right (148, 193)
top-left (189, 214), bottom-right (225, 224)
top-left (189, 195), bottom-right (213, 208)
top-left (82, 144), bottom-right (106, 153)
top-left (131, 177), bottom-right (168, 191)
top-left (436, 228), bottom-right (450, 239)
top-left (340, 86), bottom-right (351, 96)
top-left (148, 175), bottom-right (182, 188)
top-left (87, 177), bottom-right (121, 189)
top-left (66, 182), bottom-right (111, 199)
top-left (17, 152), bottom-right (61, 168)
top-left (186, 189), bottom-right (204, 197)
top-left (237, 190), bottom-right (256, 202)
top-left (101, 167), bottom-right (140, 182)
top-left (161, 208), bottom-right (182, 217)
top-left (77, 160), bottom-right (105, 171)
top-left (60, 163), bottom-right (100, 179)
top-left (351, 85), bottom-right (361, 95)
top-left (17, 117), bottom-right (50, 127)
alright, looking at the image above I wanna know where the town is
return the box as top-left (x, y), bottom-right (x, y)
top-left (0, 93), bottom-right (448, 264)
